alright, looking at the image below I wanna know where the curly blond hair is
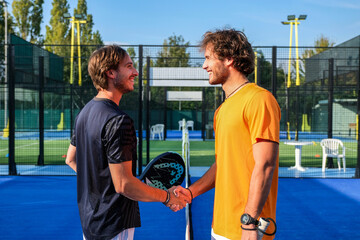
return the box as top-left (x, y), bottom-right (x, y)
top-left (200, 29), bottom-right (255, 76)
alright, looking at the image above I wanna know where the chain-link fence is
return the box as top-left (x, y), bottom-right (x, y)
top-left (0, 38), bottom-right (359, 177)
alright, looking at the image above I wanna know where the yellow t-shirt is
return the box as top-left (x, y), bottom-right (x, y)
top-left (212, 83), bottom-right (280, 239)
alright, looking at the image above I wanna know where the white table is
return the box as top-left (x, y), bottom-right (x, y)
top-left (284, 141), bottom-right (313, 171)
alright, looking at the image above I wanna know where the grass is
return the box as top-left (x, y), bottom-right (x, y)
top-left (0, 139), bottom-right (358, 168)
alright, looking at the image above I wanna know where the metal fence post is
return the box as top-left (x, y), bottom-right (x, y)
top-left (146, 56), bottom-right (150, 164)
top-left (286, 86), bottom-right (290, 140)
top-left (295, 86), bottom-right (299, 141)
top-left (37, 56), bottom-right (44, 166)
top-left (356, 48), bottom-right (360, 178)
top-left (70, 82), bottom-right (73, 138)
top-left (201, 88), bottom-right (206, 141)
top-left (327, 58), bottom-right (334, 168)
top-left (271, 46), bottom-right (277, 99)
top-left (137, 45), bottom-right (143, 175)
top-left (164, 87), bottom-right (167, 140)
top-left (8, 45), bottom-right (16, 175)
top-left (257, 58), bottom-right (261, 86)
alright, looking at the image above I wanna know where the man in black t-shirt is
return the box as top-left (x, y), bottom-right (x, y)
top-left (66, 45), bottom-right (190, 240)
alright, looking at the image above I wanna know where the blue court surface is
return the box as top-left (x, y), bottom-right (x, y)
top-left (1, 176), bottom-right (360, 239)
top-left (0, 165), bottom-right (356, 178)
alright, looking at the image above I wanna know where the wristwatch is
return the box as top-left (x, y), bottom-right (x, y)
top-left (240, 213), bottom-right (258, 225)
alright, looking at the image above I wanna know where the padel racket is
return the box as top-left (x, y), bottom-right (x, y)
top-left (139, 152), bottom-right (185, 190)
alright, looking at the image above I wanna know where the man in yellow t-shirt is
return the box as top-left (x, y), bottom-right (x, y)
top-left (174, 29), bottom-right (280, 240)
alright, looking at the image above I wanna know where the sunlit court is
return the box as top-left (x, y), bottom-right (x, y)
top-left (1, 127), bottom-right (360, 239)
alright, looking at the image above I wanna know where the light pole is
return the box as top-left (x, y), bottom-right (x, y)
top-left (282, 15), bottom-right (307, 140)
top-left (64, 13), bottom-right (87, 86)
top-left (282, 15), bottom-right (307, 87)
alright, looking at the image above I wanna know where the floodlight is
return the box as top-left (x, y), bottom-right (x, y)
top-left (298, 15), bottom-right (307, 20)
top-left (75, 13), bottom-right (85, 19)
top-left (63, 13), bottom-right (71, 18)
top-left (281, 21), bottom-right (290, 25)
top-left (287, 15), bottom-right (295, 21)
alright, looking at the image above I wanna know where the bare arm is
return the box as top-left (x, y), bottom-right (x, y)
top-left (109, 161), bottom-right (190, 208)
top-left (244, 140), bottom-right (278, 219)
top-left (175, 162), bottom-right (216, 202)
top-left (189, 162), bottom-right (216, 198)
top-left (65, 144), bottom-right (77, 173)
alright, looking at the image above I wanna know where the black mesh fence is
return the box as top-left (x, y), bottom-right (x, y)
top-left (0, 41), bottom-right (359, 177)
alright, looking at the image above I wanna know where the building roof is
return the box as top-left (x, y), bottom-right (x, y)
top-left (305, 35), bottom-right (359, 83)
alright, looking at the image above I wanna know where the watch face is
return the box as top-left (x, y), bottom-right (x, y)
top-left (241, 214), bottom-right (249, 224)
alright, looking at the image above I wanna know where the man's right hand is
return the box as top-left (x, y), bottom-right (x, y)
top-left (165, 186), bottom-right (191, 212)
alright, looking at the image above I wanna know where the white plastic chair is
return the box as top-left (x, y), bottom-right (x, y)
top-left (179, 120), bottom-right (194, 130)
top-left (186, 120), bottom-right (194, 130)
top-left (320, 138), bottom-right (346, 172)
top-left (150, 124), bottom-right (164, 140)
top-left (178, 120), bottom-right (183, 131)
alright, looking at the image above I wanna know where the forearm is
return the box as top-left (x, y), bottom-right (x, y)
top-left (244, 162), bottom-right (275, 219)
top-left (109, 162), bottom-right (167, 203)
top-left (188, 162), bottom-right (216, 199)
top-left (120, 176), bottom-right (167, 203)
top-left (109, 161), bottom-right (189, 208)
top-left (244, 141), bottom-right (278, 219)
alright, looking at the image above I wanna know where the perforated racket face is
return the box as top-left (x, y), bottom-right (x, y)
top-left (140, 152), bottom-right (185, 190)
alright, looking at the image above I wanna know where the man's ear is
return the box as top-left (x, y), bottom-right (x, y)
top-left (105, 70), bottom-right (115, 79)
top-left (224, 58), bottom-right (234, 67)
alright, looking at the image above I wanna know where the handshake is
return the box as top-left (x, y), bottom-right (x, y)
top-left (163, 186), bottom-right (193, 212)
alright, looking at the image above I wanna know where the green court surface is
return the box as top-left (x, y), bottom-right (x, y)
top-left (0, 139), bottom-right (357, 168)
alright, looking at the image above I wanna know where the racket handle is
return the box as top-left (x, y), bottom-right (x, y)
top-left (257, 218), bottom-right (270, 240)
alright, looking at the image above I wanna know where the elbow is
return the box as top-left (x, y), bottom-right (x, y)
top-left (256, 158), bottom-right (276, 176)
top-left (65, 158), bottom-right (70, 165)
top-left (265, 157), bottom-right (277, 169)
top-left (113, 179), bottom-right (130, 195)
top-left (264, 159), bottom-right (277, 177)
top-left (65, 157), bottom-right (72, 166)
top-left (114, 185), bottom-right (124, 194)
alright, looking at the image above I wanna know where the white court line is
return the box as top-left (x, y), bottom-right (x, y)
top-left (0, 142), bottom-right (39, 152)
top-left (0, 139), bottom-right (68, 152)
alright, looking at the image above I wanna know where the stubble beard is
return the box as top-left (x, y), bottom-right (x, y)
top-left (113, 75), bottom-right (133, 94)
top-left (210, 67), bottom-right (230, 85)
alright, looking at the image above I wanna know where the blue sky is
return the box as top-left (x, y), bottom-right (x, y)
top-left (7, 0), bottom-right (360, 46)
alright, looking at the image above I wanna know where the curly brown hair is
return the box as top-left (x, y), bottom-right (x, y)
top-left (200, 29), bottom-right (255, 76)
top-left (88, 45), bottom-right (127, 91)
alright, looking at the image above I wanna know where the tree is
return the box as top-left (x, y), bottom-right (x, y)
top-left (29, 0), bottom-right (44, 44)
top-left (156, 34), bottom-right (190, 67)
top-left (11, 0), bottom-right (31, 40)
top-left (44, 0), bottom-right (70, 56)
top-left (73, 0), bottom-right (103, 86)
top-left (0, 4), bottom-right (15, 82)
top-left (314, 35), bottom-right (335, 53)
top-left (153, 34), bottom-right (194, 111)
top-left (11, 0), bottom-right (44, 44)
top-left (0, 4), bottom-right (15, 45)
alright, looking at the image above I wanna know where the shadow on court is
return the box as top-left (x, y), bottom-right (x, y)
top-left (0, 176), bottom-right (360, 239)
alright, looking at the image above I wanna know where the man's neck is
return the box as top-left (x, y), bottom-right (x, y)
top-left (96, 89), bottom-right (122, 106)
top-left (222, 71), bottom-right (249, 98)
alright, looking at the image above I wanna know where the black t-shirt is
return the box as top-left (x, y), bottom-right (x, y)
top-left (72, 98), bottom-right (140, 240)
